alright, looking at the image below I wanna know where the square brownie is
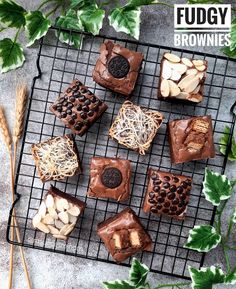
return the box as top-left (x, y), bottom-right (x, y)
top-left (143, 169), bottom-right (192, 220)
top-left (109, 101), bottom-right (164, 155)
top-left (32, 186), bottom-right (85, 240)
top-left (168, 115), bottom-right (215, 164)
top-left (49, 79), bottom-right (108, 136)
top-left (159, 52), bottom-right (207, 103)
top-left (87, 157), bottom-right (131, 201)
top-left (93, 41), bottom-right (143, 96)
top-left (97, 208), bottom-right (152, 263)
top-left (32, 134), bottom-right (82, 182)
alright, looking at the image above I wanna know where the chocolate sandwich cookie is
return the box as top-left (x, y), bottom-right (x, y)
top-left (97, 208), bottom-right (152, 263)
top-left (143, 169), bottom-right (192, 220)
top-left (32, 186), bottom-right (85, 240)
top-left (93, 41), bottom-right (144, 96)
top-left (168, 115), bottom-right (215, 164)
top-left (87, 157), bottom-right (131, 201)
top-left (32, 134), bottom-right (82, 182)
top-left (50, 79), bottom-right (108, 136)
top-left (159, 52), bottom-right (207, 103)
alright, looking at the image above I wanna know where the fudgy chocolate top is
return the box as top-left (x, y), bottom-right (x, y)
top-left (143, 169), bottom-right (192, 220)
top-left (93, 41), bottom-right (143, 96)
top-left (97, 208), bottom-right (152, 263)
top-left (50, 79), bottom-right (108, 136)
top-left (168, 115), bottom-right (215, 164)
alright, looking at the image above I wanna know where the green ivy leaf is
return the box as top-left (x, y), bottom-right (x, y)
top-left (184, 225), bottom-right (221, 252)
top-left (0, 38), bottom-right (25, 73)
top-left (219, 126), bottom-right (236, 161)
top-left (127, 0), bottom-right (158, 6)
top-left (25, 11), bottom-right (51, 47)
top-left (187, 0), bottom-right (222, 3)
top-left (189, 266), bottom-right (225, 289)
top-left (222, 46), bottom-right (236, 59)
top-left (129, 258), bottom-right (149, 287)
top-left (103, 280), bottom-right (136, 289)
top-left (108, 6), bottom-right (141, 40)
top-left (70, 0), bottom-right (95, 8)
top-left (0, 0), bottom-right (26, 28)
top-left (55, 9), bottom-right (83, 48)
top-left (225, 267), bottom-right (236, 284)
top-left (230, 19), bottom-right (236, 52)
top-left (77, 3), bottom-right (105, 35)
top-left (203, 168), bottom-right (233, 206)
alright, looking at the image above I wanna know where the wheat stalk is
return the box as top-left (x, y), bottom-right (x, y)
top-left (0, 106), bottom-right (12, 152)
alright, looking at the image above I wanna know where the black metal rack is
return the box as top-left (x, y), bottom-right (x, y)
top-left (7, 27), bottom-right (236, 280)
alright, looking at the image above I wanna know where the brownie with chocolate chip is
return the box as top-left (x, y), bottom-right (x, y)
top-left (143, 169), bottom-right (192, 220)
top-left (50, 79), bottom-right (108, 136)
top-left (87, 157), bottom-right (131, 201)
top-left (93, 41), bottom-right (144, 96)
top-left (168, 115), bottom-right (215, 164)
top-left (97, 207), bottom-right (152, 263)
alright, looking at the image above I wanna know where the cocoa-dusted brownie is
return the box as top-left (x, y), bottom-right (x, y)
top-left (50, 79), bottom-right (108, 136)
top-left (109, 101), bottom-right (164, 155)
top-left (168, 115), bottom-right (215, 164)
top-left (93, 41), bottom-right (144, 96)
top-left (87, 157), bottom-right (131, 201)
top-left (32, 134), bottom-right (82, 182)
top-left (97, 208), bottom-right (152, 263)
top-left (32, 185), bottom-right (85, 240)
top-left (159, 52), bottom-right (207, 103)
top-left (143, 169), bottom-right (192, 220)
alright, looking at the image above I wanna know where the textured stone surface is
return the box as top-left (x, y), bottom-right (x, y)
top-left (0, 1), bottom-right (236, 288)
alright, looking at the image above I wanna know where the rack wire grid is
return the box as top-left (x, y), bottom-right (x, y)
top-left (7, 27), bottom-right (236, 280)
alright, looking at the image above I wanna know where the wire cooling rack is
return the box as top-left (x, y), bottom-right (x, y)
top-left (7, 27), bottom-right (236, 279)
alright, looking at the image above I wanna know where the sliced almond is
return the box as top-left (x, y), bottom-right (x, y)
top-left (67, 206), bottom-right (81, 217)
top-left (196, 65), bottom-right (206, 72)
top-left (192, 85), bottom-right (201, 94)
top-left (175, 92), bottom-right (190, 100)
top-left (58, 211), bottom-right (69, 224)
top-left (48, 225), bottom-right (60, 235)
top-left (197, 72), bottom-right (205, 80)
top-left (170, 63), bottom-right (187, 75)
top-left (168, 80), bottom-right (181, 97)
top-left (186, 69), bottom-right (198, 76)
top-left (56, 198), bottom-right (69, 212)
top-left (186, 94), bottom-right (203, 103)
top-left (48, 207), bottom-right (58, 220)
top-left (53, 234), bottom-right (67, 240)
top-left (193, 60), bottom-right (204, 66)
top-left (178, 75), bottom-right (199, 93)
top-left (68, 214), bottom-right (77, 224)
top-left (42, 213), bottom-right (54, 225)
top-left (182, 58), bottom-right (193, 67)
top-left (32, 213), bottom-right (41, 227)
top-left (170, 70), bottom-right (181, 81)
top-left (164, 53), bottom-right (180, 63)
top-left (36, 222), bottom-right (50, 234)
top-left (59, 224), bottom-right (70, 235)
top-left (64, 223), bottom-right (76, 236)
top-left (160, 79), bottom-right (169, 97)
top-left (45, 194), bottom-right (54, 208)
top-left (38, 201), bottom-right (46, 218)
top-left (55, 219), bottom-right (64, 229)
top-left (162, 60), bottom-right (172, 79)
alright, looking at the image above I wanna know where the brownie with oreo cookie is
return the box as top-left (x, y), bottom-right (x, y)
top-left (49, 79), bottom-right (108, 136)
top-left (97, 207), bottom-right (152, 263)
top-left (87, 157), bottom-right (131, 201)
top-left (93, 41), bottom-right (144, 96)
top-left (143, 169), bottom-right (192, 220)
top-left (168, 115), bottom-right (215, 164)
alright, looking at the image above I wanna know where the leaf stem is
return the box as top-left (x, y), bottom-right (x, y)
top-left (14, 28), bottom-right (21, 43)
top-left (154, 282), bottom-right (191, 288)
top-left (45, 4), bottom-right (61, 18)
top-left (37, 0), bottom-right (56, 10)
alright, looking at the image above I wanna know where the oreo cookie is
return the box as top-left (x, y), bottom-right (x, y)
top-left (108, 55), bottom-right (130, 79)
top-left (101, 167), bottom-right (122, 188)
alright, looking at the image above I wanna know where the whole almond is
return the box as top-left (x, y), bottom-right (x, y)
top-left (160, 79), bottom-right (169, 97)
top-left (182, 58), bottom-right (193, 67)
top-left (36, 222), bottom-right (50, 234)
top-left (164, 53), bottom-right (180, 63)
top-left (168, 80), bottom-right (181, 96)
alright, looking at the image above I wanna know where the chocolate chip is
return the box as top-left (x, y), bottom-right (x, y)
top-left (61, 112), bottom-right (67, 118)
top-left (149, 199), bottom-right (156, 204)
top-left (181, 181), bottom-right (188, 189)
top-left (160, 189), bottom-right (166, 198)
top-left (82, 105), bottom-right (89, 112)
top-left (101, 167), bottom-right (122, 189)
top-left (153, 186), bottom-right (160, 192)
top-left (154, 179), bottom-right (162, 185)
top-left (72, 113), bottom-right (77, 119)
top-left (77, 105), bottom-right (82, 111)
top-left (164, 201), bottom-right (170, 208)
top-left (67, 109), bottom-right (72, 115)
top-left (170, 206), bottom-right (177, 211)
top-left (170, 185), bottom-right (176, 192)
top-left (74, 122), bottom-right (83, 131)
top-left (69, 119), bottom-right (75, 125)
top-left (67, 103), bottom-right (73, 109)
top-left (172, 198), bottom-right (179, 205)
top-left (56, 105), bottom-right (62, 112)
top-left (79, 95), bottom-right (86, 102)
top-left (69, 96), bottom-right (75, 102)
top-left (163, 208), bottom-right (169, 214)
top-left (75, 80), bottom-right (82, 86)
top-left (156, 204), bottom-right (162, 210)
top-left (67, 88), bottom-right (72, 93)
top-left (80, 112), bottom-right (87, 119)
top-left (62, 101), bottom-right (68, 106)
top-left (150, 207), bottom-right (158, 213)
top-left (149, 191), bottom-right (155, 199)
top-left (164, 175), bottom-right (171, 181)
top-left (177, 186), bottom-right (184, 194)
top-left (180, 194), bottom-right (186, 201)
top-left (73, 92), bottom-right (81, 98)
top-left (173, 177), bottom-right (179, 183)
top-left (108, 55), bottom-right (130, 79)
top-left (167, 192), bottom-right (175, 200)
top-left (88, 110), bottom-right (94, 117)
top-left (163, 182), bottom-right (170, 189)
top-left (72, 85), bottom-right (78, 91)
top-left (178, 200), bottom-right (186, 208)
top-left (151, 174), bottom-right (157, 180)
top-left (83, 119), bottom-right (89, 126)
top-left (157, 197), bottom-right (164, 203)
top-left (91, 96), bottom-right (97, 103)
top-left (52, 104), bottom-right (57, 110)
top-left (186, 189), bottom-right (191, 196)
top-left (187, 179), bottom-right (192, 186)
top-left (81, 88), bottom-right (87, 93)
top-left (176, 207), bottom-right (186, 215)
top-left (84, 99), bottom-right (91, 106)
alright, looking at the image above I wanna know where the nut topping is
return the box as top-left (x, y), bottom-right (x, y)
top-left (164, 53), bottom-right (180, 63)
top-left (162, 60), bottom-right (172, 79)
top-left (168, 80), bottom-right (181, 96)
top-left (160, 79), bottom-right (170, 97)
top-left (193, 59), bottom-right (204, 66)
top-left (182, 58), bottom-right (193, 67)
top-left (192, 119), bottom-right (209, 133)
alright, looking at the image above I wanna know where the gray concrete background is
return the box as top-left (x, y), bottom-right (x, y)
top-left (1, 0), bottom-right (236, 288)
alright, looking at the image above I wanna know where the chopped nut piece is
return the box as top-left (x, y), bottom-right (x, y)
top-left (130, 231), bottom-right (141, 247)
